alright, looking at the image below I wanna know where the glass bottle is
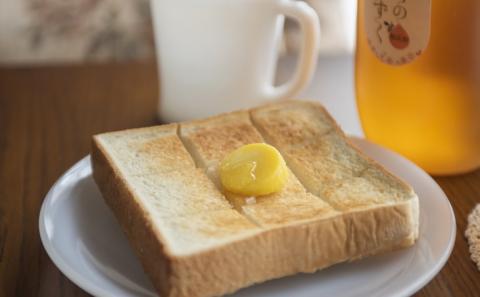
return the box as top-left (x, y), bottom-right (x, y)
top-left (356, 0), bottom-right (480, 175)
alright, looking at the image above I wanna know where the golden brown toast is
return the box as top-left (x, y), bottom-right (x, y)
top-left (91, 100), bottom-right (419, 297)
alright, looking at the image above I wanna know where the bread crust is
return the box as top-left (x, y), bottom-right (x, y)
top-left (91, 100), bottom-right (419, 297)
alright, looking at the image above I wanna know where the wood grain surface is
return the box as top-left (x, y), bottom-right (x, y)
top-left (0, 62), bottom-right (479, 297)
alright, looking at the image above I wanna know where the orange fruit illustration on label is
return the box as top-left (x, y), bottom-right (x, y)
top-left (384, 22), bottom-right (410, 50)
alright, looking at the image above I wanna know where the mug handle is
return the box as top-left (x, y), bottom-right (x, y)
top-left (264, 0), bottom-right (320, 100)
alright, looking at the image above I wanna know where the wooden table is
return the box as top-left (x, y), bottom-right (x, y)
top-left (0, 62), bottom-right (479, 297)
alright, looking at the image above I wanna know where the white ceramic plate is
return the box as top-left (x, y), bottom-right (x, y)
top-left (39, 138), bottom-right (456, 297)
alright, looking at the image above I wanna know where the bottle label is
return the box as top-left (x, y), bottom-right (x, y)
top-left (364, 0), bottom-right (431, 65)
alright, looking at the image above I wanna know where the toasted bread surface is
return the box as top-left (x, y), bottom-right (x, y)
top-left (92, 100), bottom-right (419, 297)
top-left (180, 110), bottom-right (338, 228)
top-left (97, 124), bottom-right (195, 174)
top-left (93, 126), bottom-right (263, 256)
top-left (250, 101), bottom-right (415, 211)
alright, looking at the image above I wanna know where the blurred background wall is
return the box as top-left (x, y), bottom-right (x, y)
top-left (0, 0), bottom-right (355, 65)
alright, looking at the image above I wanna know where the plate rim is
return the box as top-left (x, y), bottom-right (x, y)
top-left (39, 155), bottom-right (120, 297)
top-left (349, 137), bottom-right (457, 297)
top-left (39, 138), bottom-right (457, 297)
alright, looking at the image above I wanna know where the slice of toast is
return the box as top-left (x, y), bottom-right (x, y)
top-left (92, 100), bottom-right (419, 297)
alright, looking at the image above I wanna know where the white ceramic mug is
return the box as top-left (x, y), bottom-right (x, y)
top-left (151, 0), bottom-right (320, 122)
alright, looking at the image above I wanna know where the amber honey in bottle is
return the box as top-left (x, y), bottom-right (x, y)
top-left (356, 0), bottom-right (480, 175)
